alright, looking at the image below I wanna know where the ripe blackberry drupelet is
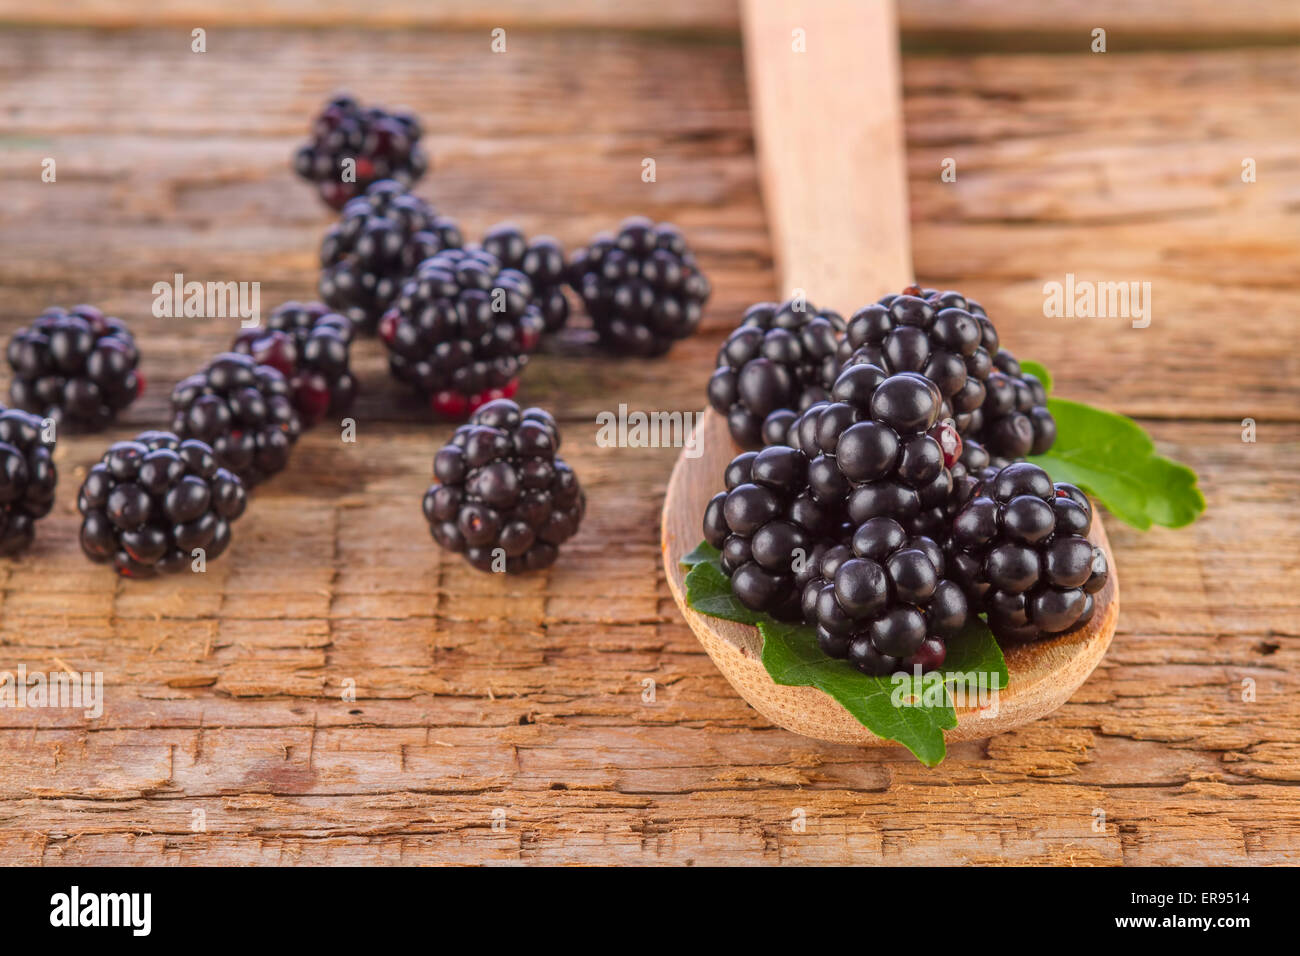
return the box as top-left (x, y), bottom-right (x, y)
top-left (380, 247), bottom-right (545, 419)
top-left (319, 180), bottom-right (463, 335)
top-left (423, 400), bottom-right (584, 572)
top-left (170, 353), bottom-right (301, 487)
top-left (232, 301), bottom-right (357, 427)
top-left (707, 299), bottom-right (846, 450)
top-left (0, 407), bottom-right (58, 555)
top-left (78, 430), bottom-right (247, 578)
top-left (568, 216), bottom-right (711, 356)
top-left (840, 286), bottom-right (1055, 463)
top-left (784, 366), bottom-right (958, 538)
top-left (481, 224), bottom-right (570, 334)
top-left (947, 461), bottom-right (1108, 642)
top-left (798, 517), bottom-right (968, 675)
top-left (293, 93), bottom-right (428, 210)
top-left (703, 444), bottom-right (836, 621)
top-left (7, 305), bottom-right (142, 430)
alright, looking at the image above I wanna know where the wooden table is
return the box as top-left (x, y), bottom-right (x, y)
top-left (0, 2), bottom-right (1297, 865)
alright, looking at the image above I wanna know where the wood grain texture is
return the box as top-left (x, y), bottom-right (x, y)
top-left (0, 23), bottom-right (1297, 865)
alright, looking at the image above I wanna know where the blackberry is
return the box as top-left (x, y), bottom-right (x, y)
top-left (0, 407), bottom-right (58, 555)
top-left (77, 430), bottom-right (247, 578)
top-left (319, 180), bottom-right (463, 335)
top-left (977, 349), bottom-right (1055, 465)
top-left (839, 286), bottom-right (1055, 464)
top-left (293, 93), bottom-right (428, 210)
top-left (702, 444), bottom-right (836, 621)
top-left (481, 224), bottom-right (570, 333)
top-left (169, 353), bottom-right (301, 486)
top-left (784, 366), bottom-right (956, 538)
top-left (568, 217), bottom-right (710, 356)
top-left (7, 305), bottom-right (142, 430)
top-left (798, 517), bottom-right (968, 675)
top-left (947, 462), bottom-right (1108, 642)
top-left (232, 301), bottom-right (357, 427)
top-left (422, 399), bottom-right (584, 572)
top-left (706, 299), bottom-right (846, 450)
top-left (380, 247), bottom-right (544, 419)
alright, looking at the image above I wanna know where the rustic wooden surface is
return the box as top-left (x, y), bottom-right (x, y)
top-left (0, 9), bottom-right (1297, 865)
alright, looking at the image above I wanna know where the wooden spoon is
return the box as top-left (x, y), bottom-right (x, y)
top-left (658, 0), bottom-right (1119, 746)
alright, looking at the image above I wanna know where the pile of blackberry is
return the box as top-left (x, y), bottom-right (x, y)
top-left (839, 287), bottom-right (1054, 465)
top-left (380, 247), bottom-right (544, 418)
top-left (232, 301), bottom-right (357, 427)
top-left (706, 299), bottom-right (845, 449)
top-left (423, 399), bottom-right (584, 572)
top-left (78, 430), bottom-right (247, 578)
top-left (568, 217), bottom-right (711, 356)
top-left (293, 93), bottom-right (429, 209)
top-left (703, 370), bottom-right (974, 674)
top-left (6, 305), bottom-right (142, 430)
top-left (947, 462), bottom-right (1108, 642)
top-left (481, 224), bottom-right (570, 334)
top-left (0, 407), bottom-right (58, 555)
top-left (319, 180), bottom-right (463, 334)
top-left (169, 353), bottom-right (301, 486)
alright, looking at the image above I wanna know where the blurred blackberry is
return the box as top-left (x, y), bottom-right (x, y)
top-left (784, 365), bottom-right (957, 538)
top-left (947, 462), bottom-right (1108, 642)
top-left (706, 299), bottom-right (845, 450)
top-left (703, 444), bottom-right (839, 621)
top-left (380, 247), bottom-right (544, 419)
top-left (232, 301), bottom-right (357, 427)
top-left (170, 353), bottom-right (301, 487)
top-left (423, 400), bottom-right (584, 572)
top-left (293, 92), bottom-right (428, 210)
top-left (78, 430), bottom-right (247, 578)
top-left (319, 180), bottom-right (463, 334)
top-left (798, 517), bottom-right (968, 675)
top-left (568, 216), bottom-right (710, 356)
top-left (0, 406), bottom-right (57, 555)
top-left (7, 305), bottom-right (142, 430)
top-left (481, 224), bottom-right (570, 333)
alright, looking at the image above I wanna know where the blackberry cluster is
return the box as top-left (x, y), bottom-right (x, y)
top-left (319, 180), bottom-right (463, 334)
top-left (568, 217), bottom-right (711, 356)
top-left (423, 399), bottom-right (584, 572)
top-left (0, 407), bottom-right (58, 555)
top-left (706, 299), bottom-right (845, 450)
top-left (78, 430), bottom-right (247, 578)
top-left (785, 366), bottom-right (960, 538)
top-left (380, 247), bottom-right (544, 418)
top-left (7, 305), bottom-right (141, 430)
top-left (839, 287), bottom-right (1055, 465)
top-left (799, 518), bottom-right (968, 675)
top-left (702, 445), bottom-right (833, 620)
top-left (232, 301), bottom-right (357, 427)
top-left (947, 462), bottom-right (1108, 642)
top-left (170, 353), bottom-right (301, 486)
top-left (293, 93), bottom-right (429, 210)
top-left (481, 224), bottom-right (570, 333)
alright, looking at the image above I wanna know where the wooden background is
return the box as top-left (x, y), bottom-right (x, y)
top-left (0, 1), bottom-right (1296, 865)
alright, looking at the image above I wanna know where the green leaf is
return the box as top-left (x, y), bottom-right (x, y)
top-left (680, 541), bottom-right (721, 569)
top-left (683, 559), bottom-right (766, 626)
top-left (942, 616), bottom-right (1009, 689)
top-left (1028, 397), bottom-right (1206, 530)
top-left (758, 619), bottom-right (955, 766)
top-left (1019, 359), bottom-right (1052, 393)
